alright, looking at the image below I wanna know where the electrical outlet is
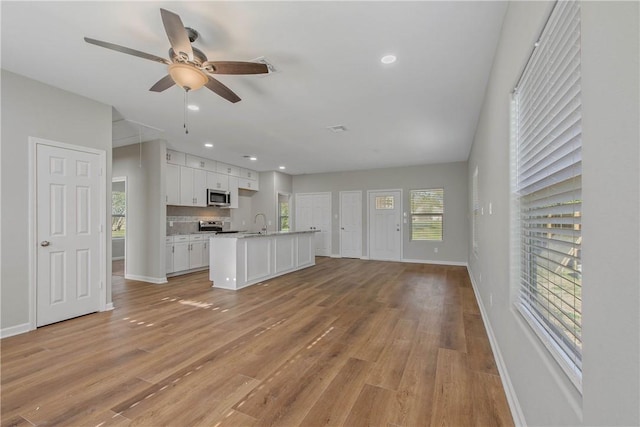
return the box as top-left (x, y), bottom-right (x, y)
top-left (434, 247), bottom-right (438, 253)
top-left (268, 220), bottom-right (272, 226)
top-left (169, 221), bottom-right (173, 227)
top-left (489, 202), bottom-right (493, 215)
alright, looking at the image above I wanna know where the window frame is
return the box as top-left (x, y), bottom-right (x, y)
top-left (409, 188), bottom-right (444, 242)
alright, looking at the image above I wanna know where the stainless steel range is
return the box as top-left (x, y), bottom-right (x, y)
top-left (198, 220), bottom-right (223, 232)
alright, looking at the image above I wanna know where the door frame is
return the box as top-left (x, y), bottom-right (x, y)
top-left (28, 137), bottom-right (108, 331)
top-left (339, 190), bottom-right (362, 258)
top-left (367, 189), bottom-right (403, 261)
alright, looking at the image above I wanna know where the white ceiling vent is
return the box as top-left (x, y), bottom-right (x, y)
top-left (252, 56), bottom-right (278, 74)
top-left (327, 125), bottom-right (348, 133)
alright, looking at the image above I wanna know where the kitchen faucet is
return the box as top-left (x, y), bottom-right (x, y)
top-left (254, 213), bottom-right (267, 234)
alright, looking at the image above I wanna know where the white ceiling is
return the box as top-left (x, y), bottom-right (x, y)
top-left (1, 1), bottom-right (507, 175)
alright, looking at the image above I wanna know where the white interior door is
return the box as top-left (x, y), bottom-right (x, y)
top-left (36, 143), bottom-right (102, 326)
top-left (340, 191), bottom-right (362, 258)
top-left (312, 193), bottom-right (332, 256)
top-left (295, 194), bottom-right (313, 231)
top-left (368, 190), bottom-right (402, 261)
top-left (295, 192), bottom-right (332, 256)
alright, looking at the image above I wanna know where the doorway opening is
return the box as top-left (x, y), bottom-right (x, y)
top-left (112, 177), bottom-right (127, 277)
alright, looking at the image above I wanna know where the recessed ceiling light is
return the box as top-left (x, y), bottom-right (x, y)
top-left (187, 104), bottom-right (200, 111)
top-left (279, 166), bottom-right (286, 170)
top-left (204, 143), bottom-right (213, 148)
top-left (381, 54), bottom-right (396, 64)
top-left (249, 156), bottom-right (257, 161)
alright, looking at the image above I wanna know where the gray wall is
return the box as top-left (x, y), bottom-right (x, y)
top-left (292, 162), bottom-right (468, 263)
top-left (1, 70), bottom-right (112, 331)
top-left (112, 141), bottom-right (166, 283)
top-left (468, 2), bottom-right (639, 425)
top-left (250, 171), bottom-right (293, 233)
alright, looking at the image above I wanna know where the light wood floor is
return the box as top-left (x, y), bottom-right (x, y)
top-left (1, 258), bottom-right (513, 426)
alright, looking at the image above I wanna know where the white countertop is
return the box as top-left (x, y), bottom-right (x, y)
top-left (210, 230), bottom-right (319, 239)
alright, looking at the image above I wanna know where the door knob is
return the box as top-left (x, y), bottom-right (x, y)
top-left (40, 241), bottom-right (51, 247)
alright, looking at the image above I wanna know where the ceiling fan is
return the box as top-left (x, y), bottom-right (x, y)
top-left (84, 8), bottom-right (268, 104)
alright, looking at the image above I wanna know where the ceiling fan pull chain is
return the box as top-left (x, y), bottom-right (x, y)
top-left (184, 89), bottom-right (189, 134)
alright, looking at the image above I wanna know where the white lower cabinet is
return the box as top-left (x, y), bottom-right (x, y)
top-left (188, 235), bottom-right (208, 270)
top-left (165, 236), bottom-right (174, 273)
top-left (173, 240), bottom-right (190, 273)
top-left (166, 234), bottom-right (210, 276)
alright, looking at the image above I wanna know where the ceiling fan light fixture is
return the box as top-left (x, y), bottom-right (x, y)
top-left (381, 54), bottom-right (397, 64)
top-left (168, 63), bottom-right (208, 91)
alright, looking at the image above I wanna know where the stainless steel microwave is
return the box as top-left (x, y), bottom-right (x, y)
top-left (207, 189), bottom-right (231, 207)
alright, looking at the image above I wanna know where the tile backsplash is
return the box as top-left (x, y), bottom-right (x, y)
top-left (166, 206), bottom-right (230, 235)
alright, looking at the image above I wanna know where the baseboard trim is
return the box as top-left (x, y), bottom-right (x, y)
top-left (360, 256), bottom-right (370, 260)
top-left (111, 256), bottom-right (125, 261)
top-left (466, 265), bottom-right (526, 427)
top-left (124, 274), bottom-right (168, 284)
top-left (103, 303), bottom-right (115, 311)
top-left (1, 322), bottom-right (32, 339)
top-left (401, 258), bottom-right (467, 266)
top-left (330, 254), bottom-right (342, 258)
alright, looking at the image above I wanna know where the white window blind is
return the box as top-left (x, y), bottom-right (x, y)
top-left (410, 189), bottom-right (443, 241)
top-left (513, 0), bottom-right (582, 387)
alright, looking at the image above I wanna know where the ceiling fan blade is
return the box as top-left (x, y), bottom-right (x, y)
top-left (160, 9), bottom-right (193, 62)
top-left (84, 37), bottom-right (170, 65)
top-left (205, 61), bottom-right (269, 75)
top-left (205, 76), bottom-right (241, 103)
top-left (149, 75), bottom-right (176, 92)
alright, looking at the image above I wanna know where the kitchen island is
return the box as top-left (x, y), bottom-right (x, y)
top-left (209, 230), bottom-right (318, 290)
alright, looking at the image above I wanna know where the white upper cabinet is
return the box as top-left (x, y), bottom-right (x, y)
top-left (186, 154), bottom-right (215, 171)
top-left (166, 163), bottom-right (180, 205)
top-left (238, 178), bottom-right (259, 191)
top-left (228, 176), bottom-right (239, 209)
top-left (179, 167), bottom-right (207, 206)
top-left (206, 171), bottom-right (229, 191)
top-left (241, 168), bottom-right (258, 180)
top-left (165, 149), bottom-right (259, 205)
top-left (216, 162), bottom-right (241, 177)
top-left (166, 149), bottom-right (186, 166)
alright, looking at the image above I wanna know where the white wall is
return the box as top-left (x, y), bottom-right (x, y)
top-left (112, 141), bottom-right (166, 283)
top-left (0, 70), bottom-right (112, 331)
top-left (292, 162), bottom-right (468, 264)
top-left (468, 2), bottom-right (639, 425)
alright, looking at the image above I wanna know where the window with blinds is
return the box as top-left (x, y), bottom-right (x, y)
top-left (512, 0), bottom-right (582, 387)
top-left (472, 167), bottom-right (479, 256)
top-left (410, 189), bottom-right (443, 241)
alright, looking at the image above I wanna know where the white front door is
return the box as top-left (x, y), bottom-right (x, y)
top-left (36, 143), bottom-right (102, 326)
top-left (368, 190), bottom-right (402, 261)
top-left (340, 191), bottom-right (362, 258)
